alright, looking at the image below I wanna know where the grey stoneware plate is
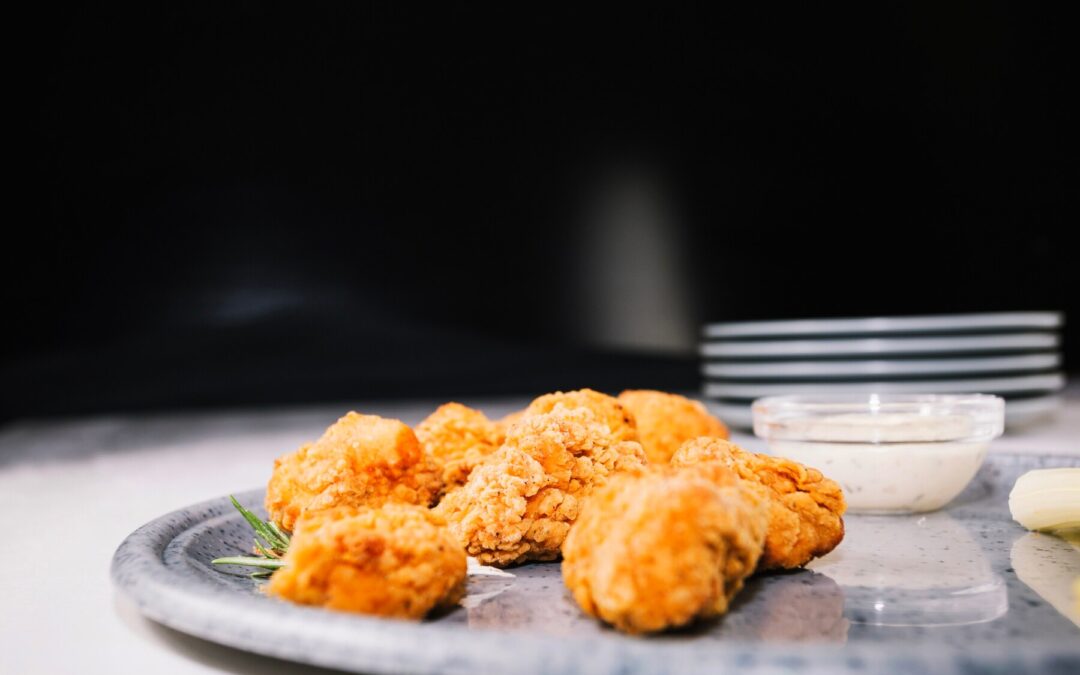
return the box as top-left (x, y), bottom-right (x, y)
top-left (112, 453), bottom-right (1080, 675)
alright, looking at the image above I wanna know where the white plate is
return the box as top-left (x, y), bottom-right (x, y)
top-left (699, 334), bottom-right (1060, 358)
top-left (701, 354), bottom-right (1062, 379)
top-left (706, 395), bottom-right (1064, 430)
top-left (703, 312), bottom-right (1063, 339)
top-left (702, 373), bottom-right (1066, 399)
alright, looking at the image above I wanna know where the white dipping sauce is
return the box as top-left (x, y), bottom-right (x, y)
top-left (766, 413), bottom-right (988, 513)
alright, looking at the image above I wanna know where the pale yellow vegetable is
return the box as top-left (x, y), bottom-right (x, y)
top-left (1008, 468), bottom-right (1080, 533)
top-left (1009, 468), bottom-right (1080, 621)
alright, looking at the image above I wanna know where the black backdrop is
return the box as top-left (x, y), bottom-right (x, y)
top-left (8, 4), bottom-right (1074, 420)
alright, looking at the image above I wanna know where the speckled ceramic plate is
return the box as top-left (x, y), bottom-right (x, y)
top-left (112, 454), bottom-right (1080, 675)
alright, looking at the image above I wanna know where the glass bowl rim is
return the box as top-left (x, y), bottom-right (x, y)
top-left (752, 392), bottom-right (1005, 411)
top-left (751, 393), bottom-right (1005, 443)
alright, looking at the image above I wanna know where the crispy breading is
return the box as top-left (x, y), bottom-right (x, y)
top-left (434, 405), bottom-right (647, 566)
top-left (265, 412), bottom-right (442, 532)
top-left (524, 389), bottom-right (638, 443)
top-left (415, 403), bottom-right (501, 491)
top-left (561, 466), bottom-right (768, 634)
top-left (617, 390), bottom-right (729, 463)
top-left (672, 437), bottom-right (845, 570)
top-left (266, 504), bottom-right (466, 618)
top-left (494, 409), bottom-right (527, 442)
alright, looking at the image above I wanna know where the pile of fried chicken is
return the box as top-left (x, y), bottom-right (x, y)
top-left (259, 389), bottom-right (846, 634)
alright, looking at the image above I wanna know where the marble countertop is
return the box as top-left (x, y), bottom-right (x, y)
top-left (2, 387), bottom-right (1078, 674)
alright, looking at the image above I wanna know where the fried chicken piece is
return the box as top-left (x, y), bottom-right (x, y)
top-left (267, 503), bottom-right (466, 618)
top-left (494, 409), bottom-right (527, 441)
top-left (617, 390), bottom-right (730, 464)
top-left (561, 465), bottom-right (768, 634)
top-left (672, 438), bottom-right (845, 570)
top-left (415, 403), bottom-right (501, 491)
top-left (265, 412), bottom-right (442, 532)
top-left (434, 405), bottom-right (647, 566)
top-left (524, 389), bottom-right (638, 443)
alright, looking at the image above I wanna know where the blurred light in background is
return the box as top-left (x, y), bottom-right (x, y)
top-left (575, 163), bottom-right (697, 354)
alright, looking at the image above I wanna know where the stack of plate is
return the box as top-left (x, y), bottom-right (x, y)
top-left (700, 312), bottom-right (1065, 429)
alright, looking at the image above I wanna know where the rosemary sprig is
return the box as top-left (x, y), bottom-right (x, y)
top-left (212, 556), bottom-right (286, 570)
top-left (211, 495), bottom-right (290, 578)
top-left (230, 495), bottom-right (290, 551)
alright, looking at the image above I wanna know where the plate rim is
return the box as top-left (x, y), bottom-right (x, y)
top-left (699, 333), bottom-right (1061, 357)
top-left (700, 353), bottom-right (1062, 378)
top-left (702, 312), bottom-right (1064, 338)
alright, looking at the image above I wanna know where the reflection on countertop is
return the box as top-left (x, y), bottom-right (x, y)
top-left (720, 570), bottom-right (849, 642)
top-left (1011, 531), bottom-right (1080, 628)
top-left (810, 512), bottom-right (1007, 627)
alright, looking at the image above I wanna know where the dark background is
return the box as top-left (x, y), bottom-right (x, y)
top-left (8, 4), bottom-right (1074, 420)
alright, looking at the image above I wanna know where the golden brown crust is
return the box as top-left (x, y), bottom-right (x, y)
top-left (493, 409), bottom-right (527, 443)
top-left (434, 405), bottom-right (647, 566)
top-left (266, 504), bottom-right (466, 618)
top-left (561, 466), bottom-right (768, 634)
top-left (524, 389), bottom-right (638, 443)
top-left (617, 390), bottom-right (730, 463)
top-left (265, 412), bottom-right (442, 532)
top-left (672, 437), bottom-right (846, 570)
top-left (415, 403), bottom-right (501, 491)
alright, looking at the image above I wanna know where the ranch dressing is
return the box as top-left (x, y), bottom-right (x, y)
top-left (766, 413), bottom-right (989, 513)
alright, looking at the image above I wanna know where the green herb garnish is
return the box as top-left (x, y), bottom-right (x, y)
top-left (211, 495), bottom-right (290, 578)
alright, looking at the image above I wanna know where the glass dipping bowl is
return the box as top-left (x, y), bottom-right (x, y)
top-left (751, 394), bottom-right (1005, 514)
